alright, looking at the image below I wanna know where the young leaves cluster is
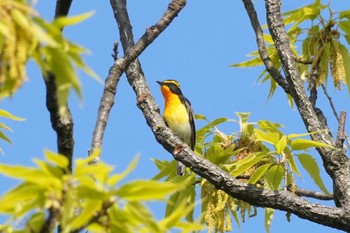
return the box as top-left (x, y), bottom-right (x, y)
top-left (153, 112), bottom-right (333, 233)
top-left (232, 0), bottom-right (350, 97)
top-left (0, 0), bottom-right (99, 114)
top-left (0, 150), bottom-right (201, 233)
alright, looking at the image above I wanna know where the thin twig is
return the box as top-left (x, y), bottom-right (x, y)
top-left (321, 84), bottom-right (339, 121)
top-left (241, 0), bottom-right (290, 94)
top-left (321, 84), bottom-right (350, 148)
top-left (287, 185), bottom-right (333, 201)
top-left (336, 111), bottom-right (346, 151)
top-left (294, 56), bottom-right (312, 65)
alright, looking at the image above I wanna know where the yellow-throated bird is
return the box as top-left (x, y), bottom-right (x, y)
top-left (157, 80), bottom-right (196, 176)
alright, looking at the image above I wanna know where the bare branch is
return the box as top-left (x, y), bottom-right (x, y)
top-left (39, 206), bottom-right (59, 233)
top-left (294, 56), bottom-right (312, 65)
top-left (287, 186), bottom-right (334, 201)
top-left (336, 111), bottom-right (346, 150)
top-left (89, 44), bottom-right (122, 156)
top-left (44, 1), bottom-right (75, 172)
top-left (54, 0), bottom-right (73, 18)
top-left (241, 0), bottom-right (290, 94)
top-left (44, 75), bottom-right (74, 172)
top-left (89, 0), bottom-right (187, 155)
top-left (321, 84), bottom-right (350, 148)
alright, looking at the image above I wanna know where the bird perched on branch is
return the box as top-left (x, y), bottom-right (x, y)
top-left (157, 79), bottom-right (196, 176)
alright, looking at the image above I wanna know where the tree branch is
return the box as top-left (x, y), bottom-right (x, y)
top-left (54, 0), bottom-right (73, 18)
top-left (288, 186), bottom-right (333, 201)
top-left (265, 0), bottom-right (350, 208)
top-left (44, 1), bottom-right (75, 172)
top-left (135, 88), bottom-right (350, 231)
top-left (241, 0), bottom-right (290, 94)
top-left (108, 0), bottom-right (350, 231)
top-left (39, 206), bottom-right (59, 233)
top-left (321, 84), bottom-right (350, 148)
top-left (44, 76), bottom-right (74, 172)
top-left (336, 111), bottom-right (346, 151)
top-left (89, 0), bottom-right (187, 155)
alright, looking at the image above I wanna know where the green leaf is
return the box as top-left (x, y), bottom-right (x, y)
top-left (254, 129), bottom-right (280, 145)
top-left (0, 122), bottom-right (12, 132)
top-left (248, 163), bottom-right (272, 184)
top-left (286, 151), bottom-right (301, 176)
top-left (0, 164), bottom-right (58, 186)
top-left (231, 56), bottom-right (263, 67)
top-left (296, 154), bottom-right (330, 195)
top-left (53, 11), bottom-right (95, 29)
top-left (152, 159), bottom-right (176, 180)
top-left (230, 153), bottom-right (267, 177)
top-left (115, 180), bottom-right (185, 201)
top-left (339, 20), bottom-right (350, 35)
top-left (0, 182), bottom-right (44, 216)
top-left (194, 114), bottom-right (206, 120)
top-left (265, 208), bottom-right (275, 233)
top-left (165, 175), bottom-right (196, 221)
top-left (31, 23), bottom-right (58, 47)
top-left (107, 155), bottom-right (139, 186)
top-left (76, 185), bottom-right (107, 199)
top-left (160, 200), bottom-right (195, 229)
top-left (126, 201), bottom-right (163, 233)
top-left (340, 10), bottom-right (350, 20)
top-left (275, 135), bottom-right (287, 155)
top-left (0, 131), bottom-right (12, 144)
top-left (69, 199), bottom-right (102, 229)
top-left (290, 138), bottom-right (333, 151)
top-left (27, 212), bottom-right (45, 232)
top-left (45, 150), bottom-right (69, 169)
top-left (258, 120), bottom-right (283, 132)
top-left (32, 159), bottom-right (64, 179)
top-left (196, 117), bottom-right (228, 144)
top-left (265, 164), bottom-right (284, 190)
top-left (0, 109), bottom-right (25, 121)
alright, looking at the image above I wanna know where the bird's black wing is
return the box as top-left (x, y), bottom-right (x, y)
top-left (181, 96), bottom-right (196, 150)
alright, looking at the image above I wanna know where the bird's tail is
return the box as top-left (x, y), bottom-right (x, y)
top-left (177, 161), bottom-right (185, 176)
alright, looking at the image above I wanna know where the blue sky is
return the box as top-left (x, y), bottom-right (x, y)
top-left (1, 0), bottom-right (350, 232)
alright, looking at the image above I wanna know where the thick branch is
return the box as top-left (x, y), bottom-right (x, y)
top-left (44, 0), bottom-right (75, 172)
top-left (110, 0), bottom-right (350, 231)
top-left (135, 81), bottom-right (350, 231)
top-left (44, 76), bottom-right (74, 172)
top-left (265, 0), bottom-right (350, 208)
top-left (39, 206), bottom-right (59, 233)
top-left (242, 0), bottom-right (290, 94)
top-left (54, 0), bottom-right (72, 18)
top-left (89, 0), bottom-right (187, 154)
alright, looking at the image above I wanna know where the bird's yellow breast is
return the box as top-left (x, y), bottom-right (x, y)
top-left (163, 94), bottom-right (189, 126)
top-left (162, 88), bottom-right (191, 144)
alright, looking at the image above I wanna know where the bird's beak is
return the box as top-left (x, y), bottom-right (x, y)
top-left (156, 81), bottom-right (163, 85)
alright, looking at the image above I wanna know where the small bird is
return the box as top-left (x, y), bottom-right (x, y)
top-left (157, 80), bottom-right (196, 176)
